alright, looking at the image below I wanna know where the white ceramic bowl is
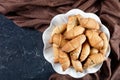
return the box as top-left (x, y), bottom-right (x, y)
top-left (42, 9), bottom-right (111, 78)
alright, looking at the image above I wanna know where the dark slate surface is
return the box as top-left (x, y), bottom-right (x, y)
top-left (0, 14), bottom-right (55, 80)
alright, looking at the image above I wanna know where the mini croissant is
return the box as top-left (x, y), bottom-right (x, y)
top-left (67, 15), bottom-right (78, 31)
top-left (70, 45), bottom-right (82, 60)
top-left (51, 34), bottom-right (67, 47)
top-left (59, 49), bottom-right (70, 71)
top-left (85, 30), bottom-right (103, 49)
top-left (100, 32), bottom-right (108, 56)
top-left (64, 26), bottom-right (85, 39)
top-left (53, 44), bottom-right (59, 63)
top-left (83, 53), bottom-right (105, 69)
top-left (62, 34), bottom-right (86, 52)
top-left (71, 59), bottom-right (83, 72)
top-left (49, 24), bottom-right (67, 43)
top-left (80, 18), bottom-right (100, 29)
top-left (80, 42), bottom-right (90, 62)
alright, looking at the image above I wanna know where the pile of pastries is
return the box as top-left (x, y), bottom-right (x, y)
top-left (49, 14), bottom-right (108, 72)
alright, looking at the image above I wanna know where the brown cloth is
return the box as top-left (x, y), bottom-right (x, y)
top-left (0, 0), bottom-right (120, 80)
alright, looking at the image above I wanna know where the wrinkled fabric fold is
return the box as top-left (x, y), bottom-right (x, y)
top-left (0, 0), bottom-right (119, 80)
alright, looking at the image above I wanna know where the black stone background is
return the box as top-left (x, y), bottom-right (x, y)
top-left (0, 14), bottom-right (55, 80)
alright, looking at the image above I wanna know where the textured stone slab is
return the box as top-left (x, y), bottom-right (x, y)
top-left (0, 14), bottom-right (55, 80)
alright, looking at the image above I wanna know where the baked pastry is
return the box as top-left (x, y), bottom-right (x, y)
top-left (67, 15), bottom-right (78, 31)
top-left (83, 53), bottom-right (105, 69)
top-left (53, 44), bottom-right (59, 63)
top-left (70, 45), bottom-right (82, 60)
top-left (49, 24), bottom-right (67, 43)
top-left (80, 42), bottom-right (90, 62)
top-left (51, 33), bottom-right (67, 47)
top-left (85, 30), bottom-right (103, 49)
top-left (80, 18), bottom-right (100, 29)
top-left (64, 26), bottom-right (85, 39)
top-left (71, 59), bottom-right (83, 72)
top-left (59, 49), bottom-right (70, 71)
top-left (62, 34), bottom-right (86, 52)
top-left (100, 32), bottom-right (108, 56)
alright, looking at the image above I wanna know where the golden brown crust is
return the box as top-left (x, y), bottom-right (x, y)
top-left (80, 42), bottom-right (90, 62)
top-left (85, 30), bottom-right (103, 49)
top-left (71, 59), bottom-right (83, 72)
top-left (70, 45), bottom-right (82, 60)
top-left (100, 32), bottom-right (108, 56)
top-left (62, 34), bottom-right (86, 52)
top-left (67, 15), bottom-right (78, 31)
top-left (83, 53), bottom-right (105, 69)
top-left (51, 33), bottom-right (67, 47)
top-left (80, 18), bottom-right (100, 29)
top-left (59, 49), bottom-right (70, 71)
top-left (49, 24), bottom-right (67, 43)
top-left (53, 44), bottom-right (59, 63)
top-left (64, 26), bottom-right (85, 39)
